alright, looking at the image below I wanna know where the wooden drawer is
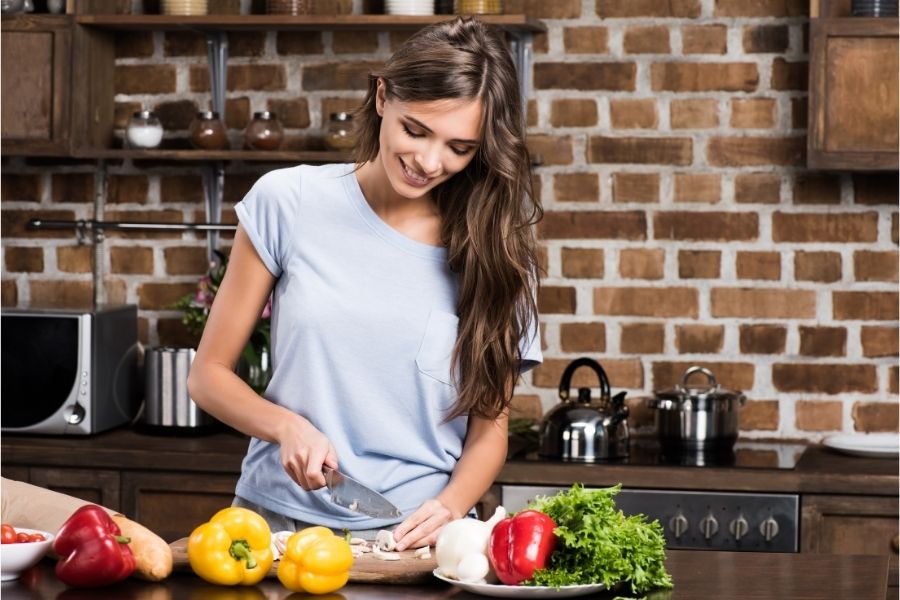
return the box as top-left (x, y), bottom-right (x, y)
top-left (802, 494), bottom-right (899, 556)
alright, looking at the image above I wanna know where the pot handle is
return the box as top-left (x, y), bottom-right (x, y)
top-left (558, 357), bottom-right (610, 403)
top-left (680, 366), bottom-right (717, 389)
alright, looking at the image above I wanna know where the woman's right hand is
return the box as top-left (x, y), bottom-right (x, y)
top-left (277, 415), bottom-right (339, 491)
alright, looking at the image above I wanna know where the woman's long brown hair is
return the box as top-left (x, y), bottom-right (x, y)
top-left (353, 17), bottom-right (542, 421)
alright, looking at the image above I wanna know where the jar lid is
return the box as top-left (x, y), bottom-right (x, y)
top-left (132, 110), bottom-right (157, 119)
top-left (330, 112), bottom-right (353, 121)
top-left (652, 366), bottom-right (745, 410)
top-left (253, 111), bottom-right (277, 120)
top-left (196, 111), bottom-right (219, 120)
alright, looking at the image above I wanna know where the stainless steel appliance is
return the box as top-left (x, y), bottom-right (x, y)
top-left (141, 347), bottom-right (216, 433)
top-left (1, 305), bottom-right (139, 435)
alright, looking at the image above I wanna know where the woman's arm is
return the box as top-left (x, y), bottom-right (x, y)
top-left (392, 410), bottom-right (509, 550)
top-left (187, 225), bottom-right (338, 490)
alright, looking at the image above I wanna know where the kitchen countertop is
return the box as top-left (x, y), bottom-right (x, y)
top-left (0, 550), bottom-right (892, 600)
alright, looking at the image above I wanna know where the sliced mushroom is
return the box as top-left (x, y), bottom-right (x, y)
top-left (372, 546), bottom-right (401, 561)
top-left (375, 529), bottom-right (397, 552)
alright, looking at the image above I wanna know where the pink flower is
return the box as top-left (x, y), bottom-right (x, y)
top-left (261, 295), bottom-right (272, 320)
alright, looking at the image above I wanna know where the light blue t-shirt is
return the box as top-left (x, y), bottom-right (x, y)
top-left (233, 163), bottom-right (542, 530)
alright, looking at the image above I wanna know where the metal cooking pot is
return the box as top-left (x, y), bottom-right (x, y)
top-left (141, 347), bottom-right (217, 433)
top-left (539, 357), bottom-right (629, 461)
top-left (647, 366), bottom-right (746, 452)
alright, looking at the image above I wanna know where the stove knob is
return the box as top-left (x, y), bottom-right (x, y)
top-left (669, 513), bottom-right (689, 539)
top-left (760, 517), bottom-right (780, 542)
top-left (729, 515), bottom-right (749, 541)
top-left (699, 513), bottom-right (719, 539)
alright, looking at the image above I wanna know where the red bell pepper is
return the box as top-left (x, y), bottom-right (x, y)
top-left (52, 505), bottom-right (136, 588)
top-left (488, 509), bottom-right (557, 585)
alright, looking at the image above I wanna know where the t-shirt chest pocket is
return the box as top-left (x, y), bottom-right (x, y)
top-left (415, 309), bottom-right (459, 386)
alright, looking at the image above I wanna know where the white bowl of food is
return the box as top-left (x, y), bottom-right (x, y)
top-left (1, 526), bottom-right (55, 581)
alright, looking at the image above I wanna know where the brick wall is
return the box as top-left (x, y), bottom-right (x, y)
top-left (1, 0), bottom-right (897, 440)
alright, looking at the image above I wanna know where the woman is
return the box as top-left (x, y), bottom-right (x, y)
top-left (187, 17), bottom-right (542, 551)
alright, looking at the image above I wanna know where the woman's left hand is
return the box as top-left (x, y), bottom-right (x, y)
top-left (392, 498), bottom-right (456, 551)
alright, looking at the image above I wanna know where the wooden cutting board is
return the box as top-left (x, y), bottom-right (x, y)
top-left (169, 537), bottom-right (438, 584)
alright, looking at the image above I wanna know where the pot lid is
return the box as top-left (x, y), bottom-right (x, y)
top-left (654, 366), bottom-right (744, 404)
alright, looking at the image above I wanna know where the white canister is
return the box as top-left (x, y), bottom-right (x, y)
top-left (126, 111), bottom-right (164, 149)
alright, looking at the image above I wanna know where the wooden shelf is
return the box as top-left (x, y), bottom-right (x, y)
top-left (75, 14), bottom-right (546, 33)
top-left (75, 148), bottom-right (353, 162)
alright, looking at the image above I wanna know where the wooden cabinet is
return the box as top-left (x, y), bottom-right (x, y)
top-left (802, 494), bottom-right (899, 556)
top-left (28, 467), bottom-right (121, 511)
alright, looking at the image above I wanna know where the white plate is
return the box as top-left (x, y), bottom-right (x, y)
top-left (433, 569), bottom-right (609, 598)
top-left (823, 433), bottom-right (899, 458)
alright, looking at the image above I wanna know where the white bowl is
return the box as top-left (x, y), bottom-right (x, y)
top-left (0, 528), bottom-right (55, 582)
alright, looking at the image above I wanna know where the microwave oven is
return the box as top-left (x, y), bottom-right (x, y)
top-left (1, 305), bottom-right (140, 435)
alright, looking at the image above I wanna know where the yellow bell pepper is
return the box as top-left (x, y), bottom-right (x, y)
top-left (188, 507), bottom-right (274, 586)
top-left (277, 526), bottom-right (354, 594)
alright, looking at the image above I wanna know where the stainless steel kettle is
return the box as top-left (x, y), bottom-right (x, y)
top-left (538, 357), bottom-right (630, 461)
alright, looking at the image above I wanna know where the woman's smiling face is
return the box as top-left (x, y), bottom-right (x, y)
top-left (375, 79), bottom-right (483, 199)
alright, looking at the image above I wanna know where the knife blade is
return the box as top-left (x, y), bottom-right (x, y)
top-left (323, 466), bottom-right (402, 519)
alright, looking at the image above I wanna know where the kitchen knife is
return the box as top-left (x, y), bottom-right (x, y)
top-left (323, 466), bottom-right (402, 519)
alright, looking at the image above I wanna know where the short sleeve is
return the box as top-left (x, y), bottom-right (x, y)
top-left (234, 170), bottom-right (299, 278)
top-left (518, 313), bottom-right (543, 374)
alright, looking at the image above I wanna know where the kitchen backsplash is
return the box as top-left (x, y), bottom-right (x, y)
top-left (1, 0), bottom-right (897, 441)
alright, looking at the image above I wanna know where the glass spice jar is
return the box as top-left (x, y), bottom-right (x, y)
top-left (126, 110), bottom-right (164, 149)
top-left (324, 112), bottom-right (356, 151)
top-left (245, 111), bottom-right (285, 151)
top-left (189, 111), bottom-right (229, 151)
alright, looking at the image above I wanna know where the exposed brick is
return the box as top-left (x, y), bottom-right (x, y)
top-left (735, 173), bottom-right (781, 204)
top-left (108, 175), bottom-right (148, 204)
top-left (164, 31), bottom-right (205, 56)
top-left (1, 174), bottom-right (42, 202)
top-left (527, 99), bottom-right (538, 128)
top-left (621, 323), bottom-right (665, 354)
top-left (736, 251), bottom-right (781, 280)
top-left (104, 210), bottom-right (185, 239)
top-left (652, 63), bottom-right (758, 92)
top-left (230, 32), bottom-right (266, 57)
top-left (51, 173), bottom-right (93, 203)
top-left (138, 282), bottom-right (196, 310)
top-left (526, 135), bottom-right (573, 166)
top-left (539, 286), bottom-right (576, 314)
top-left (276, 32), bottom-right (325, 55)
top-left (560, 322), bottom-right (606, 353)
top-left (191, 64), bottom-right (287, 92)
top-left (771, 59), bottom-right (808, 91)
top-left (674, 173), bottom-right (720, 203)
top-left (321, 97), bottom-right (364, 126)
top-left (612, 172), bottom-right (659, 203)
top-left (507, 0), bottom-right (581, 18)
top-left (676, 324), bottom-right (724, 353)
top-left (711, 288), bottom-right (815, 318)
top-left (2, 280), bottom-right (17, 307)
top-left (550, 99), bottom-right (598, 127)
top-left (682, 24), bottom-right (727, 54)
top-left (115, 101), bottom-right (142, 129)
top-left (115, 65), bottom-right (176, 94)
top-left (774, 364), bottom-right (878, 393)
top-left (740, 324), bottom-right (787, 354)
top-left (853, 173), bottom-right (899, 205)
top-left (743, 25), bottom-right (789, 53)
top-left (609, 99), bottom-right (657, 129)
top-left (223, 174), bottom-right (259, 204)
top-left (57, 246), bottom-right (92, 273)
top-left (29, 280), bottom-right (93, 308)
top-left (707, 136), bottom-right (805, 166)
top-left (509, 394), bottom-right (543, 422)
top-left (153, 100), bottom-right (199, 131)
top-left (532, 31), bottom-right (549, 54)
top-left (799, 326), bottom-right (847, 357)
top-left (714, 0), bottom-right (807, 17)
top-left (833, 292), bottom-right (899, 321)
top-left (554, 173), bottom-right (599, 202)
top-left (301, 61), bottom-right (381, 91)
top-left (741, 400), bottom-right (779, 431)
top-left (537, 243), bottom-right (549, 277)
top-left (795, 400), bottom-right (842, 431)
top-left (534, 63), bottom-right (636, 91)
top-left (670, 99), bottom-right (718, 129)
top-left (619, 248), bottom-right (664, 279)
top-left (655, 212), bottom-right (758, 241)
top-left (4, 247), bottom-right (43, 272)
top-left (678, 250), bottom-right (720, 279)
top-left (792, 96), bottom-right (808, 129)
top-left (216, 97), bottom-right (246, 130)
top-left (652, 361), bottom-right (754, 391)
top-left (773, 212), bottom-right (878, 242)
top-left (2, 209), bottom-right (77, 239)
top-left (795, 251), bottom-right (842, 282)
top-left (894, 213), bottom-right (899, 245)
top-left (332, 31), bottom-right (378, 54)
top-left (594, 287), bottom-right (698, 317)
top-left (561, 248), bottom-right (604, 278)
top-left (164, 246), bottom-right (210, 275)
top-left (598, 0), bottom-right (701, 17)
top-left (589, 136), bottom-right (692, 165)
top-left (115, 31), bottom-right (153, 58)
top-left (110, 246), bottom-right (153, 274)
top-left (730, 98), bottom-right (776, 129)
top-left (852, 402), bottom-right (899, 432)
top-left (624, 26), bottom-right (670, 54)
top-left (538, 211), bottom-right (646, 240)
top-left (563, 26), bottom-right (608, 53)
top-left (892, 367), bottom-right (899, 394)
top-left (793, 174), bottom-right (841, 205)
top-left (854, 251), bottom-right (899, 282)
top-left (157, 318), bottom-right (201, 348)
top-left (267, 98), bottom-right (311, 128)
top-left (533, 358), bottom-right (643, 390)
top-left (861, 326), bottom-right (899, 358)
top-left (161, 175), bottom-right (204, 203)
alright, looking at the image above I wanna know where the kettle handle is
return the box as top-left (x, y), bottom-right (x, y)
top-left (558, 357), bottom-right (610, 403)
